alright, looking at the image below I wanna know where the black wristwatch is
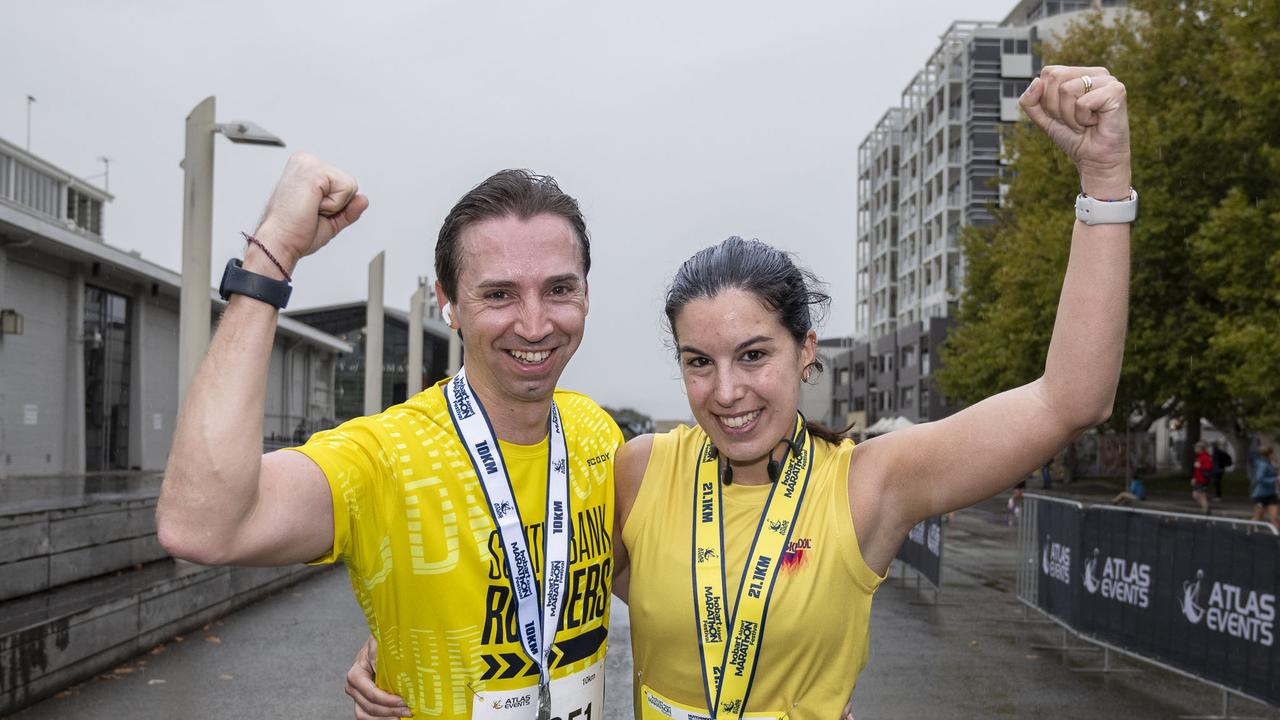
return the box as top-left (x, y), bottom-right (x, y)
top-left (219, 258), bottom-right (292, 310)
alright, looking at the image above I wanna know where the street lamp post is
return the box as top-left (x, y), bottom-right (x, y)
top-left (407, 277), bottom-right (427, 396)
top-left (177, 96), bottom-right (285, 406)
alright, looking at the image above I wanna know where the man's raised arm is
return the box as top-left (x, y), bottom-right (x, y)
top-left (157, 153), bottom-right (369, 567)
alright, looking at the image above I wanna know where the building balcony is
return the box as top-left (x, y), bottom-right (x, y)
top-left (0, 138), bottom-right (110, 239)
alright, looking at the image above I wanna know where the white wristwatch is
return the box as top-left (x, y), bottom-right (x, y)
top-left (1075, 188), bottom-right (1138, 225)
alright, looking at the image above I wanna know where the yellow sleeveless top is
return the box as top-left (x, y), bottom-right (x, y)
top-left (622, 424), bottom-right (882, 720)
top-left (293, 379), bottom-right (622, 719)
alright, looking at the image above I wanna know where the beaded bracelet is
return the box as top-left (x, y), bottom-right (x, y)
top-left (240, 232), bottom-right (293, 283)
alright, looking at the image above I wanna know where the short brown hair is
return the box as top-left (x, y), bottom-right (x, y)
top-left (435, 169), bottom-right (590, 301)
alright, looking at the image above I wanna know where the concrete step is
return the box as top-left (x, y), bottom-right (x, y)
top-left (0, 474), bottom-right (167, 603)
top-left (0, 556), bottom-right (325, 715)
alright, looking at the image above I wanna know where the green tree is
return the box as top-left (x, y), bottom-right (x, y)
top-left (937, 1), bottom-right (1280, 470)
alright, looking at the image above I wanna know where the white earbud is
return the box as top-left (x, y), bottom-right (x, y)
top-left (442, 302), bottom-right (454, 327)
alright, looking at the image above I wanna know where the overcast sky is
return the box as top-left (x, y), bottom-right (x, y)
top-left (4, 0), bottom-right (1016, 420)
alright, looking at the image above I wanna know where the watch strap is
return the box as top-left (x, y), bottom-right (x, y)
top-left (219, 258), bottom-right (292, 309)
top-left (1075, 188), bottom-right (1138, 225)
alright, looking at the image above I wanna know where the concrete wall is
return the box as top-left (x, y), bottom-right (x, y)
top-left (137, 295), bottom-right (179, 470)
top-left (0, 255), bottom-right (73, 476)
top-left (0, 496), bottom-right (169, 603)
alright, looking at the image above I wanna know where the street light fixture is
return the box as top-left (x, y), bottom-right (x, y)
top-left (216, 121), bottom-right (286, 147)
top-left (178, 96), bottom-right (285, 406)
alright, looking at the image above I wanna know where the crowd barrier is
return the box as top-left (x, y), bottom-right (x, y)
top-left (895, 515), bottom-right (944, 592)
top-left (1016, 494), bottom-right (1280, 711)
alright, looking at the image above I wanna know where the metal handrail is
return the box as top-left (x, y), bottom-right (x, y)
top-left (1023, 492), bottom-right (1084, 509)
top-left (1092, 503), bottom-right (1280, 535)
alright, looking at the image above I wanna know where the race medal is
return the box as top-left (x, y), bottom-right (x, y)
top-left (691, 414), bottom-right (812, 720)
top-left (446, 368), bottom-right (572, 716)
top-left (537, 680), bottom-right (552, 720)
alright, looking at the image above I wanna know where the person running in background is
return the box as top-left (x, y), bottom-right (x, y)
top-left (1209, 440), bottom-right (1232, 501)
top-left (1249, 443), bottom-right (1279, 530)
top-left (1191, 441), bottom-right (1213, 514)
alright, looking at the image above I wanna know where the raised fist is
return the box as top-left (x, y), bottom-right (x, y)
top-left (254, 153), bottom-right (369, 272)
top-left (1019, 65), bottom-right (1131, 199)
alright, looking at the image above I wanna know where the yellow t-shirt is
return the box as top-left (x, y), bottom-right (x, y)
top-left (293, 379), bottom-right (622, 718)
top-left (622, 424), bottom-right (883, 720)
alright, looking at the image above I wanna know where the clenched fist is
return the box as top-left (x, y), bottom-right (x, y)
top-left (254, 153), bottom-right (369, 274)
top-left (1020, 65), bottom-right (1131, 200)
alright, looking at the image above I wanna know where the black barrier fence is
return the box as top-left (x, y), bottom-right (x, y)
top-left (896, 516), bottom-right (944, 589)
top-left (1017, 495), bottom-right (1280, 708)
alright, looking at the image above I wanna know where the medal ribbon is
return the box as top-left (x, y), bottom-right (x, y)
top-left (446, 368), bottom-right (571, 696)
top-left (692, 414), bottom-right (812, 720)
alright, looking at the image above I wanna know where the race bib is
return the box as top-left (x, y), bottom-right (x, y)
top-left (640, 685), bottom-right (788, 720)
top-left (471, 662), bottom-right (603, 720)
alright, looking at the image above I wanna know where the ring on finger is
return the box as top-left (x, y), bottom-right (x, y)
top-left (1081, 75), bottom-right (1093, 93)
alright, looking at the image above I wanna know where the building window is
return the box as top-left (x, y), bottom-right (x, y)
top-left (67, 187), bottom-right (104, 235)
top-left (854, 397), bottom-right (866, 412)
top-left (1004, 38), bottom-right (1030, 55)
top-left (838, 368), bottom-right (850, 386)
top-left (920, 385), bottom-right (930, 413)
top-left (855, 362), bottom-right (866, 380)
top-left (901, 387), bottom-right (915, 408)
top-left (901, 345), bottom-right (916, 368)
top-left (971, 41), bottom-right (1001, 62)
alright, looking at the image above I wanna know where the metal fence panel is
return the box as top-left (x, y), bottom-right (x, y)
top-left (1016, 494), bottom-right (1280, 707)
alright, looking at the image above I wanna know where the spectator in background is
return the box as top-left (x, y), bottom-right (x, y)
top-left (1040, 458), bottom-right (1054, 490)
top-left (1112, 468), bottom-right (1146, 505)
top-left (1192, 441), bottom-right (1213, 515)
top-left (1249, 443), bottom-right (1279, 531)
top-left (1210, 440), bottom-right (1232, 501)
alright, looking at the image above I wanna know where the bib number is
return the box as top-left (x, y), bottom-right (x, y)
top-left (640, 685), bottom-right (787, 720)
top-left (472, 663), bottom-right (603, 720)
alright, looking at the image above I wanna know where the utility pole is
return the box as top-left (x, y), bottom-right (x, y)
top-left (97, 157), bottom-right (112, 193)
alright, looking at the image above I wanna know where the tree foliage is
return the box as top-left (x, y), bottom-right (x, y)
top-left (937, 0), bottom-right (1280, 437)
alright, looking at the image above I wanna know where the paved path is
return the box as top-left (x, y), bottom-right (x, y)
top-left (14, 496), bottom-right (1279, 719)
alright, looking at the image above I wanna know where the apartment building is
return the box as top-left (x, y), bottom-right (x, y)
top-left (842, 0), bottom-right (1128, 428)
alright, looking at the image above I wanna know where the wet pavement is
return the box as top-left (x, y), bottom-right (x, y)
top-left (12, 495), bottom-right (1279, 719)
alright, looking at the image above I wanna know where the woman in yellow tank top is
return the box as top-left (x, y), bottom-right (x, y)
top-left (346, 65), bottom-right (1131, 720)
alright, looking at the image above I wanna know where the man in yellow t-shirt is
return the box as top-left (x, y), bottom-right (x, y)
top-left (157, 154), bottom-right (622, 719)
